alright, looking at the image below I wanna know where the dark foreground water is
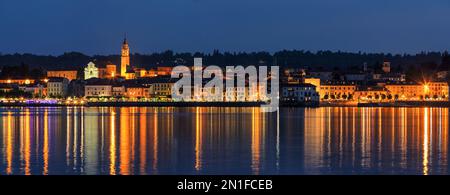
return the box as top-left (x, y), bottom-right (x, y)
top-left (0, 107), bottom-right (449, 175)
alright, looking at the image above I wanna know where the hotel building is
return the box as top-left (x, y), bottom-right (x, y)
top-left (47, 77), bottom-right (69, 97)
top-left (281, 83), bottom-right (319, 102)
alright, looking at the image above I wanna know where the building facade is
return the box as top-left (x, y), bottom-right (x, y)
top-left (99, 64), bottom-right (117, 79)
top-left (20, 84), bottom-right (46, 98)
top-left (112, 85), bottom-right (125, 97)
top-left (85, 84), bottom-right (112, 97)
top-left (68, 80), bottom-right (86, 97)
top-left (157, 67), bottom-right (173, 76)
top-left (84, 62), bottom-right (99, 80)
top-left (47, 77), bottom-right (69, 97)
top-left (125, 84), bottom-right (150, 98)
top-left (282, 83), bottom-right (319, 102)
top-left (319, 83), bottom-right (357, 100)
top-left (354, 86), bottom-right (390, 101)
top-left (149, 82), bottom-right (173, 98)
top-left (47, 70), bottom-right (78, 81)
top-left (303, 77), bottom-right (321, 93)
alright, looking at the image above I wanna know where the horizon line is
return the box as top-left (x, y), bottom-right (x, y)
top-left (1, 49), bottom-right (449, 57)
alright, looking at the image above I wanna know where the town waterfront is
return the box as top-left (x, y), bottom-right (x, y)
top-left (0, 106), bottom-right (449, 175)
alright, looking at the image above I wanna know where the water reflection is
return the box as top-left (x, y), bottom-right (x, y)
top-left (0, 107), bottom-right (449, 175)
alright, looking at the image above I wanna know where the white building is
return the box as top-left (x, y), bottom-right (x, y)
top-left (47, 77), bottom-right (69, 97)
top-left (282, 83), bottom-right (319, 102)
top-left (84, 62), bottom-right (99, 80)
top-left (85, 84), bottom-right (112, 97)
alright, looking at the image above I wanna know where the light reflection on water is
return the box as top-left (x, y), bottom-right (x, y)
top-left (0, 107), bottom-right (448, 175)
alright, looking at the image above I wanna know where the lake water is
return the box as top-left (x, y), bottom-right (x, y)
top-left (0, 107), bottom-right (448, 175)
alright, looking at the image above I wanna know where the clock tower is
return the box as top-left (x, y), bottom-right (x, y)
top-left (120, 37), bottom-right (130, 77)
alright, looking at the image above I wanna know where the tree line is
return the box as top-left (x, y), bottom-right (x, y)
top-left (1, 50), bottom-right (449, 81)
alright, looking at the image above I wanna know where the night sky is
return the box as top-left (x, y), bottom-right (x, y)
top-left (1, 0), bottom-right (450, 55)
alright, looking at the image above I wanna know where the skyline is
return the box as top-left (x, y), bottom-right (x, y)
top-left (0, 0), bottom-right (450, 55)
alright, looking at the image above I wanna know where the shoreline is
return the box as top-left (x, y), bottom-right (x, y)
top-left (0, 101), bottom-right (449, 107)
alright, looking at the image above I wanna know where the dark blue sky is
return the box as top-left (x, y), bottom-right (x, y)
top-left (1, 0), bottom-right (450, 55)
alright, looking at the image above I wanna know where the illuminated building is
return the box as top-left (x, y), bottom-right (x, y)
top-left (134, 68), bottom-right (157, 78)
top-left (303, 77), bottom-right (321, 93)
top-left (125, 69), bottom-right (136, 80)
top-left (238, 86), bottom-right (253, 102)
top-left (281, 83), bottom-right (319, 102)
top-left (47, 70), bottom-right (78, 81)
top-left (156, 67), bottom-right (173, 76)
top-left (19, 84), bottom-right (46, 98)
top-left (384, 82), bottom-right (449, 100)
top-left (424, 82), bottom-right (448, 100)
top-left (84, 79), bottom-right (113, 97)
top-left (224, 85), bottom-right (237, 102)
top-left (137, 77), bottom-right (176, 100)
top-left (0, 84), bottom-right (13, 93)
top-left (149, 82), bottom-right (173, 99)
top-left (282, 68), bottom-right (305, 84)
top-left (125, 84), bottom-right (150, 98)
top-left (47, 77), bottom-right (69, 97)
top-left (378, 73), bottom-right (406, 82)
top-left (385, 82), bottom-right (423, 100)
top-left (223, 86), bottom-right (264, 102)
top-left (112, 85), bottom-right (125, 97)
top-left (106, 64), bottom-right (117, 78)
top-left (0, 79), bottom-right (35, 85)
top-left (319, 83), bottom-right (357, 100)
top-left (223, 86), bottom-right (248, 102)
top-left (121, 38), bottom-right (130, 77)
top-left (201, 86), bottom-right (223, 102)
top-left (353, 81), bottom-right (449, 101)
top-left (354, 86), bottom-right (389, 101)
top-left (85, 85), bottom-right (112, 97)
top-left (84, 62), bottom-right (99, 80)
top-left (98, 63), bottom-right (117, 79)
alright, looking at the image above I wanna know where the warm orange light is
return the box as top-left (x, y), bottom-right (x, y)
top-left (424, 84), bottom-right (430, 94)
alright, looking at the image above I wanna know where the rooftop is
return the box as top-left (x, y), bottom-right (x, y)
top-left (48, 77), bottom-right (67, 82)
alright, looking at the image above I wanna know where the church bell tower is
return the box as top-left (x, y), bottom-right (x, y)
top-left (121, 37), bottom-right (130, 77)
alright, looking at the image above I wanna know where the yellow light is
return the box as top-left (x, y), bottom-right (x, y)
top-left (7, 79), bottom-right (11, 84)
top-left (424, 84), bottom-right (430, 94)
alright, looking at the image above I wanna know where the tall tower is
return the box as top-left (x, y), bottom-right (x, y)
top-left (120, 37), bottom-right (130, 77)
